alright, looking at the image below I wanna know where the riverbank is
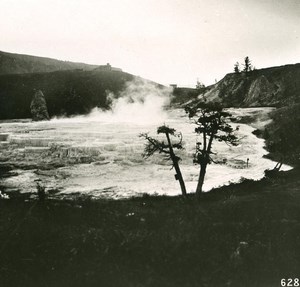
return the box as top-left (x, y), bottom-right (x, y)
top-left (1, 167), bottom-right (300, 287)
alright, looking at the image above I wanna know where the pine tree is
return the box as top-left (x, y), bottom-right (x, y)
top-left (243, 56), bottom-right (253, 74)
top-left (185, 102), bottom-right (238, 195)
top-left (234, 62), bottom-right (240, 73)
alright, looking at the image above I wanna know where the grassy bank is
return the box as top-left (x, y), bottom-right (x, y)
top-left (263, 103), bottom-right (300, 165)
top-left (1, 168), bottom-right (300, 287)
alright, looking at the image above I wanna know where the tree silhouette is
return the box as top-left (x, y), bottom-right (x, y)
top-left (140, 125), bottom-right (187, 196)
top-left (243, 56), bottom-right (253, 74)
top-left (185, 102), bottom-right (238, 195)
top-left (196, 80), bottom-right (206, 90)
top-left (234, 62), bottom-right (240, 74)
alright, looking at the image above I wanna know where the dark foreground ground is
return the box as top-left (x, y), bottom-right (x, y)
top-left (0, 168), bottom-right (300, 287)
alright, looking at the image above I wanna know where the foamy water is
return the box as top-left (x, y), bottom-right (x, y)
top-left (0, 107), bottom-right (292, 199)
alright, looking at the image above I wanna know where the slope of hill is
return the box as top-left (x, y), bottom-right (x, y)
top-left (191, 63), bottom-right (300, 166)
top-left (264, 103), bottom-right (300, 165)
top-left (200, 63), bottom-right (300, 107)
top-left (0, 51), bottom-right (97, 75)
top-left (0, 69), bottom-right (136, 119)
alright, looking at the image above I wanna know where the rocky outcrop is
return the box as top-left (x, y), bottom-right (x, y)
top-left (30, 90), bottom-right (50, 121)
top-left (198, 63), bottom-right (300, 108)
top-left (243, 75), bottom-right (280, 106)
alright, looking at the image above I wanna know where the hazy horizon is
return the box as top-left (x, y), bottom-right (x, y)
top-left (1, 0), bottom-right (299, 86)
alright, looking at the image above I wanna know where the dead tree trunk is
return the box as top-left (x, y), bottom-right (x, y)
top-left (140, 125), bottom-right (187, 197)
top-left (165, 132), bottom-right (187, 197)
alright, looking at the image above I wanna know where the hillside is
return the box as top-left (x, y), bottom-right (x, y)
top-left (0, 69), bottom-right (136, 119)
top-left (0, 51), bottom-right (97, 75)
top-left (182, 63), bottom-right (300, 166)
top-left (264, 103), bottom-right (300, 165)
top-left (171, 87), bottom-right (199, 105)
top-left (200, 63), bottom-right (300, 107)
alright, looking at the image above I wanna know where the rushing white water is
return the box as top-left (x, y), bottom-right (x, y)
top-left (0, 107), bottom-right (292, 199)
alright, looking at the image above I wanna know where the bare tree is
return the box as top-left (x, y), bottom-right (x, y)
top-left (185, 102), bottom-right (238, 195)
top-left (140, 125), bottom-right (187, 196)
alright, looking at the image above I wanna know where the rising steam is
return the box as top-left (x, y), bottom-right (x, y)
top-left (52, 78), bottom-right (173, 125)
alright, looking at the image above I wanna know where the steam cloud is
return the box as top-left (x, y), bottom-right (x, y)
top-left (52, 78), bottom-right (173, 125)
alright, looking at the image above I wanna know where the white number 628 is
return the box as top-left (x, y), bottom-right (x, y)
top-left (281, 278), bottom-right (299, 287)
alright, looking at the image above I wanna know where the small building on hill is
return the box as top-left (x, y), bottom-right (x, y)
top-left (95, 63), bottom-right (122, 72)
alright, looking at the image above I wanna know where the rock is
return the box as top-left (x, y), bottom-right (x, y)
top-left (0, 163), bottom-right (14, 173)
top-left (30, 90), bottom-right (50, 121)
top-left (79, 156), bottom-right (92, 163)
top-left (0, 134), bottom-right (9, 141)
top-left (243, 75), bottom-right (279, 106)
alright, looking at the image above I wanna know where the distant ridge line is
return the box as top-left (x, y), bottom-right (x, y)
top-left (0, 50), bottom-right (99, 75)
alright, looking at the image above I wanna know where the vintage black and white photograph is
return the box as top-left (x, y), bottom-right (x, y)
top-left (0, 0), bottom-right (300, 286)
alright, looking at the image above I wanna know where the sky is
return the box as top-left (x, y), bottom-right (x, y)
top-left (1, 0), bottom-right (300, 87)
